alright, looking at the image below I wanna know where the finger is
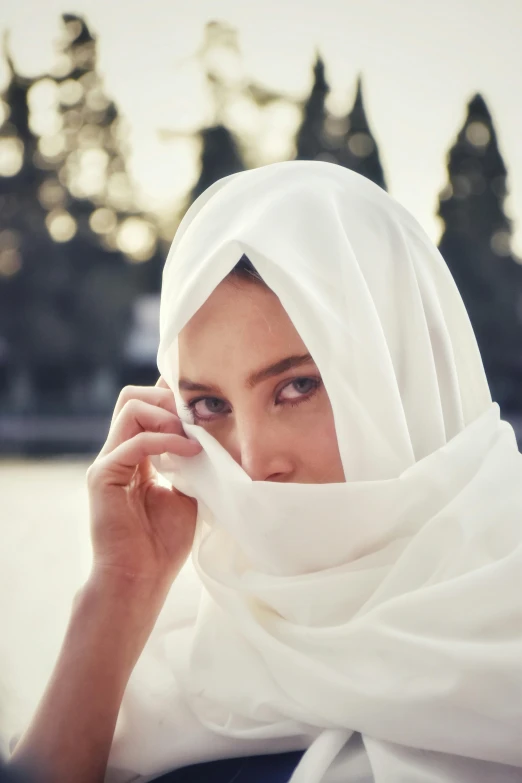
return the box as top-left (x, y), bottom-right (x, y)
top-left (111, 384), bottom-right (177, 425)
top-left (156, 376), bottom-right (170, 389)
top-left (101, 399), bottom-right (185, 458)
top-left (92, 431), bottom-right (201, 488)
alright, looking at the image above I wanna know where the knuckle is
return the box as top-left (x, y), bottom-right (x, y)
top-left (86, 460), bottom-right (102, 487)
top-left (132, 430), bottom-right (157, 456)
top-left (157, 411), bottom-right (178, 431)
top-left (121, 397), bottom-right (142, 418)
top-left (116, 385), bottom-right (140, 409)
top-left (116, 385), bottom-right (131, 405)
top-left (133, 430), bottom-right (149, 448)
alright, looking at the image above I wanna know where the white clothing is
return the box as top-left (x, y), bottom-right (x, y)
top-left (105, 161), bottom-right (522, 782)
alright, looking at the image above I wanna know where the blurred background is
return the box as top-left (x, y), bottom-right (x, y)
top-left (1, 0), bottom-right (522, 455)
top-left (1, 0), bottom-right (522, 747)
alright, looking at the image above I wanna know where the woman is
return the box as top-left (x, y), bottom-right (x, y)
top-left (8, 161), bottom-right (522, 783)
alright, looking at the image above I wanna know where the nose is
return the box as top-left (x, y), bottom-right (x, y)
top-left (230, 416), bottom-right (295, 482)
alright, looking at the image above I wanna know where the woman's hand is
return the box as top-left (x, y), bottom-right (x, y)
top-left (87, 378), bottom-right (202, 589)
top-left (8, 380), bottom-right (202, 783)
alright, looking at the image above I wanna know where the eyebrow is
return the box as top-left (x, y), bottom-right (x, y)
top-left (178, 352), bottom-right (314, 394)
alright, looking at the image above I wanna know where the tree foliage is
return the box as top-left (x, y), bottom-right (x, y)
top-left (438, 94), bottom-right (522, 409)
top-left (0, 15), bottom-right (159, 410)
top-left (295, 59), bottom-right (387, 189)
top-left (0, 17), bottom-right (521, 422)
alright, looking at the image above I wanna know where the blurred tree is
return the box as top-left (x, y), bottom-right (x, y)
top-left (295, 62), bottom-right (387, 190)
top-left (0, 16), bottom-right (160, 413)
top-left (48, 14), bottom-right (162, 403)
top-left (51, 15), bottom-right (163, 285)
top-left (335, 76), bottom-right (387, 189)
top-left (189, 124), bottom-right (244, 202)
top-left (160, 19), bottom-right (302, 225)
top-left (295, 54), bottom-right (330, 162)
top-left (51, 15), bottom-right (133, 223)
top-left (0, 35), bottom-right (64, 410)
top-left (438, 93), bottom-right (522, 410)
top-left (161, 22), bottom-right (247, 217)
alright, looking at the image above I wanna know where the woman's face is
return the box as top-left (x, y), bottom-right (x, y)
top-left (178, 278), bottom-right (345, 484)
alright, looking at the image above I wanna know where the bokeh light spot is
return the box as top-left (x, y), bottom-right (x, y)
top-left (324, 114), bottom-right (350, 139)
top-left (0, 138), bottom-right (24, 177)
top-left (38, 133), bottom-right (66, 160)
top-left (347, 133), bottom-right (374, 158)
top-left (28, 79), bottom-right (59, 111)
top-left (46, 210), bottom-right (77, 243)
top-left (64, 18), bottom-right (83, 41)
top-left (0, 230), bottom-right (22, 277)
top-left (107, 171), bottom-right (133, 211)
top-left (38, 179), bottom-right (66, 209)
top-left (466, 122), bottom-right (491, 148)
top-left (117, 217), bottom-right (157, 262)
top-left (89, 207), bottom-right (117, 235)
top-left (86, 89), bottom-right (111, 112)
top-left (491, 231), bottom-right (511, 256)
top-left (452, 175), bottom-right (472, 198)
top-left (50, 53), bottom-right (73, 79)
top-left (0, 100), bottom-right (11, 126)
top-left (59, 79), bottom-right (84, 107)
top-left (0, 248), bottom-right (22, 277)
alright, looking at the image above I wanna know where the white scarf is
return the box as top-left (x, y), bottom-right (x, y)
top-left (108, 161), bottom-right (522, 783)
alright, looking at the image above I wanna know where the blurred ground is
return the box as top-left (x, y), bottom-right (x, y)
top-left (0, 458), bottom-right (93, 754)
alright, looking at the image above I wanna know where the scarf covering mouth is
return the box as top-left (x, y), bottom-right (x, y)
top-left (107, 161), bottom-right (522, 783)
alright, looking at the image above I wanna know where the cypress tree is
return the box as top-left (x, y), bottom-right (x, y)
top-left (295, 64), bottom-right (387, 189)
top-left (335, 76), bottom-right (387, 189)
top-left (295, 54), bottom-right (330, 162)
top-left (189, 125), bottom-right (244, 203)
top-left (438, 93), bottom-right (522, 409)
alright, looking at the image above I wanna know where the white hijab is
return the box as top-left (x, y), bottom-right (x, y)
top-left (108, 161), bottom-right (522, 783)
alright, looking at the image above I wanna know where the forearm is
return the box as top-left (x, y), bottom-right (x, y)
top-left (9, 572), bottom-right (169, 783)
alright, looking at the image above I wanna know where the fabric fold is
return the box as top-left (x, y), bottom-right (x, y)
top-left (105, 161), bottom-right (522, 783)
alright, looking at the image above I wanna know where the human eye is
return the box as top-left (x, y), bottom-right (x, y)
top-left (276, 377), bottom-right (322, 407)
top-left (182, 397), bottom-right (230, 423)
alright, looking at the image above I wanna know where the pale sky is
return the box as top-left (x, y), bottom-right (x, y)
top-left (1, 0), bottom-right (522, 254)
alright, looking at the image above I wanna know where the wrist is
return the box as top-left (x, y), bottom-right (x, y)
top-left (85, 564), bottom-right (172, 609)
top-left (74, 569), bottom-right (170, 666)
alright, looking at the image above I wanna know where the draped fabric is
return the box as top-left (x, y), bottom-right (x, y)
top-left (107, 161), bottom-right (522, 783)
